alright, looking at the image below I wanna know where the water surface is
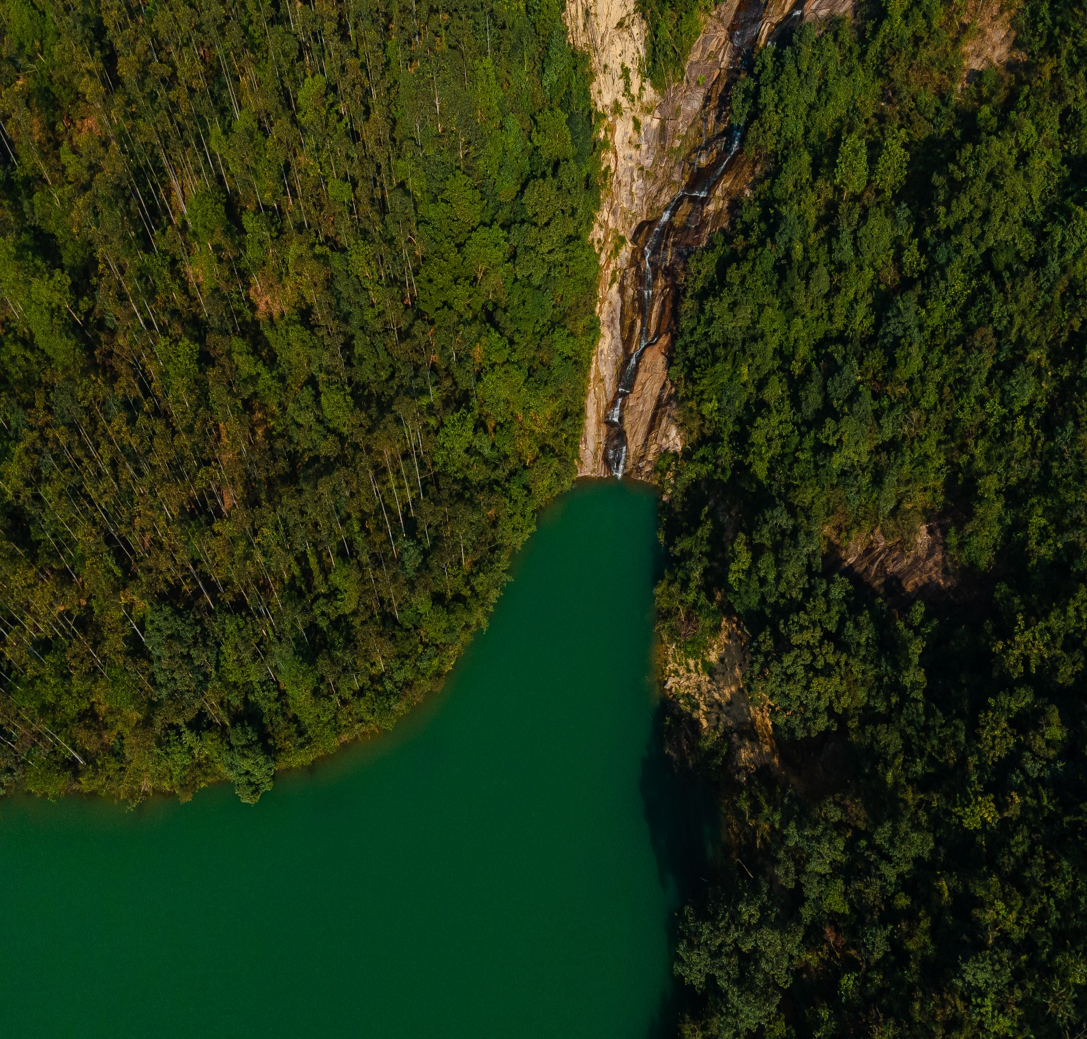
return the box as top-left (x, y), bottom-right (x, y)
top-left (0, 481), bottom-right (704, 1038)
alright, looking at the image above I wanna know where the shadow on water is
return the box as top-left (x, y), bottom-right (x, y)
top-left (640, 700), bottom-right (719, 1038)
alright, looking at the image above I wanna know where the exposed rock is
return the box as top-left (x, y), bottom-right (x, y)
top-left (830, 521), bottom-right (959, 607)
top-left (800, 0), bottom-right (854, 24)
top-left (961, 0), bottom-right (1024, 84)
top-left (566, 0), bottom-right (852, 481)
top-left (606, 147), bottom-right (754, 478)
top-left (662, 617), bottom-right (779, 776)
top-left (566, 0), bottom-right (748, 478)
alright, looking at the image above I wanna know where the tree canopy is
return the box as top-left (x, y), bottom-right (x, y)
top-left (0, 0), bottom-right (600, 802)
top-left (660, 0), bottom-right (1087, 1034)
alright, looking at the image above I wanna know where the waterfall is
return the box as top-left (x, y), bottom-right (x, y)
top-left (606, 130), bottom-right (743, 477)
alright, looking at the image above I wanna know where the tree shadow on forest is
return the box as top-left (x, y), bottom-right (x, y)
top-left (639, 701), bottom-right (719, 1038)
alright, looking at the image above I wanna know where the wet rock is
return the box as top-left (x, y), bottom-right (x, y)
top-left (568, 0), bottom-right (853, 481)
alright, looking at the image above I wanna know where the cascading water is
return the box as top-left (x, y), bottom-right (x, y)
top-left (604, 129), bottom-right (743, 478)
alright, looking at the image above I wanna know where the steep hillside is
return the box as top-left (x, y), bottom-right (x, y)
top-left (658, 0), bottom-right (1087, 1033)
top-left (0, 0), bottom-right (600, 801)
top-left (568, 0), bottom-right (848, 479)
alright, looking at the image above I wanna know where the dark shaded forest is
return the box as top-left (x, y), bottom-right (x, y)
top-left (0, 0), bottom-right (600, 802)
top-left (660, 0), bottom-right (1087, 1034)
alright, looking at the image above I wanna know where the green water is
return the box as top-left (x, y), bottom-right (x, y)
top-left (0, 481), bottom-right (708, 1039)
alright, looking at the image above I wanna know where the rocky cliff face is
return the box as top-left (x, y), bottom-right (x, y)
top-left (662, 616), bottom-right (779, 777)
top-left (830, 521), bottom-right (961, 607)
top-left (566, 0), bottom-right (852, 481)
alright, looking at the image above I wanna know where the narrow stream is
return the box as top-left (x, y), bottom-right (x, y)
top-left (604, 130), bottom-right (743, 477)
top-left (601, 0), bottom-right (782, 479)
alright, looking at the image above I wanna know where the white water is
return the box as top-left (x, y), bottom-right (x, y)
top-left (607, 132), bottom-right (742, 477)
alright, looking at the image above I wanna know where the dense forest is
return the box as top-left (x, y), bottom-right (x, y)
top-left (660, 0), bottom-right (1087, 1035)
top-left (6, 0), bottom-right (1087, 1029)
top-left (637, 0), bottom-right (713, 89)
top-left (0, 0), bottom-right (600, 802)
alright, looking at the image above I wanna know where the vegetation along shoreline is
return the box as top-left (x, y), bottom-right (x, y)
top-left (2, 0), bottom-right (1086, 1034)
